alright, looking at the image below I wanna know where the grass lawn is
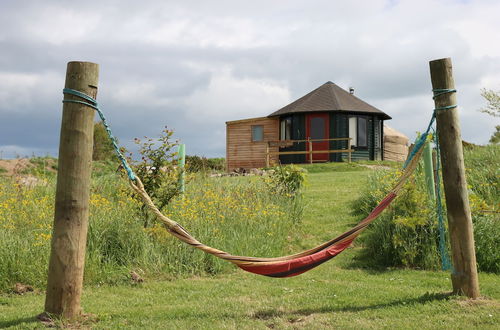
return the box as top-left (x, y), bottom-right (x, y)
top-left (1, 164), bottom-right (499, 329)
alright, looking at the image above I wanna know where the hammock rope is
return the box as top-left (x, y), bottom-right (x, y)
top-left (62, 88), bottom-right (436, 278)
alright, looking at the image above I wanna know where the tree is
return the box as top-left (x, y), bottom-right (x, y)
top-left (479, 89), bottom-right (500, 144)
top-left (93, 122), bottom-right (118, 161)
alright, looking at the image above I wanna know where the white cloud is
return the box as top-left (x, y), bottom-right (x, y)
top-left (0, 71), bottom-right (61, 113)
top-left (1, 0), bottom-right (500, 158)
top-left (185, 70), bottom-right (290, 123)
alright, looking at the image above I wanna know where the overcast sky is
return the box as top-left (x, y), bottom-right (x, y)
top-left (1, 0), bottom-right (499, 159)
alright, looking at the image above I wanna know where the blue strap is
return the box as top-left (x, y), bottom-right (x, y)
top-left (432, 88), bottom-right (457, 111)
top-left (62, 88), bottom-right (136, 180)
top-left (404, 88), bottom-right (456, 271)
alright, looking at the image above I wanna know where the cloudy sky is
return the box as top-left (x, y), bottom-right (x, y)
top-left (1, 0), bottom-right (499, 159)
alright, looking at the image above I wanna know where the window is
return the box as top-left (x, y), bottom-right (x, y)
top-left (358, 117), bottom-right (367, 147)
top-left (280, 117), bottom-right (292, 140)
top-left (251, 125), bottom-right (264, 142)
top-left (349, 116), bottom-right (368, 148)
top-left (349, 117), bottom-right (357, 146)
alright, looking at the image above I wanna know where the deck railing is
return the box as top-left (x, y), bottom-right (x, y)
top-left (265, 137), bottom-right (353, 167)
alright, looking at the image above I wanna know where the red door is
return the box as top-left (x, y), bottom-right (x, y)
top-left (306, 113), bottom-right (329, 162)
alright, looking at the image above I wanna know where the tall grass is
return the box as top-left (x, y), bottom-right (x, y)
top-left (353, 144), bottom-right (499, 272)
top-left (0, 170), bottom-right (301, 292)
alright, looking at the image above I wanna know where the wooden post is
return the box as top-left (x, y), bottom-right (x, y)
top-left (308, 138), bottom-right (313, 164)
top-left (429, 57), bottom-right (480, 298)
top-left (44, 62), bottom-right (98, 318)
top-left (266, 143), bottom-right (270, 167)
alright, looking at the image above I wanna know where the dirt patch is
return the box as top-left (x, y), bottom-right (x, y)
top-left (359, 164), bottom-right (393, 171)
top-left (456, 297), bottom-right (500, 308)
top-left (0, 159), bottom-right (31, 176)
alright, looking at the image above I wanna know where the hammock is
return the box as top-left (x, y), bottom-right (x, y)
top-left (129, 147), bottom-right (423, 278)
top-left (62, 88), bottom-right (426, 278)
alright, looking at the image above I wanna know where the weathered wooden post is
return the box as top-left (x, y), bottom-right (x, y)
top-left (266, 143), bottom-right (270, 167)
top-left (308, 138), bottom-right (313, 164)
top-left (429, 57), bottom-right (480, 298)
top-left (44, 61), bottom-right (98, 318)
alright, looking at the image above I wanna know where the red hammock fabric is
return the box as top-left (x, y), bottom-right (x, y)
top-left (236, 192), bottom-right (397, 277)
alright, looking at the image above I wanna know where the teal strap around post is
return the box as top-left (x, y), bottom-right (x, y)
top-left (433, 88), bottom-right (457, 111)
top-left (431, 87), bottom-right (456, 271)
top-left (62, 88), bottom-right (136, 181)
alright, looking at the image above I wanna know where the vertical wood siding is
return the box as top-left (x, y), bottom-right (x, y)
top-left (226, 117), bottom-right (279, 171)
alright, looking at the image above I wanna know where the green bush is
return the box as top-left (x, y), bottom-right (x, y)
top-left (132, 127), bottom-right (181, 228)
top-left (264, 164), bottom-right (307, 196)
top-left (353, 166), bottom-right (442, 269)
top-left (185, 155), bottom-right (225, 173)
top-left (93, 122), bottom-right (119, 161)
top-left (353, 144), bottom-right (499, 272)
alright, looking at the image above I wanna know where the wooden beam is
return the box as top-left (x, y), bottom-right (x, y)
top-left (44, 61), bottom-right (99, 318)
top-left (429, 57), bottom-right (480, 298)
top-left (267, 149), bottom-right (354, 156)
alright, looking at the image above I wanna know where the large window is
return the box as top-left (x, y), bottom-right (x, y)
top-left (251, 125), bottom-right (263, 142)
top-left (349, 116), bottom-right (368, 147)
top-left (358, 117), bottom-right (367, 147)
top-left (349, 117), bottom-right (357, 146)
top-left (280, 117), bottom-right (292, 140)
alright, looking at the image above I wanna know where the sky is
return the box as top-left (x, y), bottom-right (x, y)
top-left (1, 0), bottom-right (499, 159)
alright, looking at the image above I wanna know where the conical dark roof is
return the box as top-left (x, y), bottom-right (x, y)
top-left (268, 81), bottom-right (391, 119)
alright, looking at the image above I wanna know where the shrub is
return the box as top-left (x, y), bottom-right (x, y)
top-left (264, 164), bottom-right (307, 196)
top-left (353, 144), bottom-right (499, 272)
top-left (185, 156), bottom-right (225, 173)
top-left (93, 122), bottom-right (119, 161)
top-left (132, 127), bottom-right (182, 228)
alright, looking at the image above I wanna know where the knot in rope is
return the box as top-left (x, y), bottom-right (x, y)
top-left (62, 88), bottom-right (136, 181)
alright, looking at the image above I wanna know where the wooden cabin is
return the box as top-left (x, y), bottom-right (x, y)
top-left (226, 82), bottom-right (392, 171)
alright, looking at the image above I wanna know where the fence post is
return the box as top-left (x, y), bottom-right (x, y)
top-left (308, 138), bottom-right (313, 164)
top-left (266, 143), bottom-right (270, 167)
top-left (429, 57), bottom-right (480, 298)
top-left (44, 61), bottom-right (98, 318)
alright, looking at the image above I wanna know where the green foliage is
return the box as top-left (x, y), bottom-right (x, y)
top-left (489, 125), bottom-right (500, 144)
top-left (353, 166), bottom-right (442, 269)
top-left (132, 127), bottom-right (181, 227)
top-left (264, 164), bottom-right (307, 196)
top-left (353, 144), bottom-right (500, 272)
top-left (478, 88), bottom-right (500, 144)
top-left (93, 122), bottom-right (118, 161)
top-left (473, 215), bottom-right (500, 273)
top-left (0, 172), bottom-right (300, 292)
top-left (185, 155), bottom-right (225, 173)
top-left (20, 157), bottom-right (57, 178)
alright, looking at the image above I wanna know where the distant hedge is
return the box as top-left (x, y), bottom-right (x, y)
top-left (185, 156), bottom-right (225, 173)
